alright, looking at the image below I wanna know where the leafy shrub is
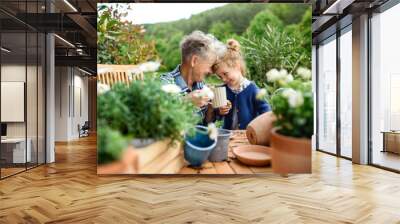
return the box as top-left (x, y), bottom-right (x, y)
top-left (241, 7), bottom-right (312, 88)
top-left (98, 80), bottom-right (201, 164)
top-left (242, 25), bottom-right (306, 88)
top-left (97, 123), bottom-right (128, 164)
top-left (97, 4), bottom-right (158, 64)
top-left (270, 80), bottom-right (313, 138)
top-left (98, 80), bottom-right (200, 142)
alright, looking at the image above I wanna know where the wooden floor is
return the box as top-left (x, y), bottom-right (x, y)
top-left (373, 150), bottom-right (400, 171)
top-left (0, 167), bottom-right (25, 178)
top-left (1, 135), bottom-right (400, 223)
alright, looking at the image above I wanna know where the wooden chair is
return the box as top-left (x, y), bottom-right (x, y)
top-left (97, 64), bottom-right (144, 87)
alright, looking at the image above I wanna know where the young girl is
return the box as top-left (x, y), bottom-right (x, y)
top-left (212, 39), bottom-right (270, 130)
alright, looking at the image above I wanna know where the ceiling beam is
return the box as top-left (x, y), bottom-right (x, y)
top-left (66, 13), bottom-right (96, 47)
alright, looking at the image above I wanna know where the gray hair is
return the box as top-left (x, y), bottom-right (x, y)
top-left (180, 30), bottom-right (225, 63)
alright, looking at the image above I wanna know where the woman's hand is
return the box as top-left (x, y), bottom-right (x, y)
top-left (219, 100), bottom-right (232, 115)
top-left (186, 90), bottom-right (210, 108)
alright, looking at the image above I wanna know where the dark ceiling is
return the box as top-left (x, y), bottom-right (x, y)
top-left (311, 0), bottom-right (390, 44)
top-left (0, 0), bottom-right (97, 74)
top-left (2, 0), bottom-right (391, 74)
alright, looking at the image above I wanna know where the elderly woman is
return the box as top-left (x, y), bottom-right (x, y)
top-left (160, 30), bottom-right (222, 123)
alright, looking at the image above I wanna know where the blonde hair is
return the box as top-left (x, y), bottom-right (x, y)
top-left (213, 39), bottom-right (247, 76)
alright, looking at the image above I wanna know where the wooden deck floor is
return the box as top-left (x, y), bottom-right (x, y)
top-left (1, 135), bottom-right (400, 223)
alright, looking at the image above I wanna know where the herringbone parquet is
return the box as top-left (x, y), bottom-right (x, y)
top-left (1, 135), bottom-right (400, 224)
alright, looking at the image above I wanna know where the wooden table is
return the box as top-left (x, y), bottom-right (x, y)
top-left (381, 131), bottom-right (400, 154)
top-left (178, 130), bottom-right (273, 174)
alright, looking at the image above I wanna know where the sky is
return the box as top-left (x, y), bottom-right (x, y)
top-left (124, 3), bottom-right (228, 24)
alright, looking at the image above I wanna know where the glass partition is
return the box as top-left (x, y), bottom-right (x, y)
top-left (370, 3), bottom-right (400, 171)
top-left (339, 27), bottom-right (352, 158)
top-left (0, 1), bottom-right (46, 179)
top-left (1, 30), bottom-right (28, 177)
top-left (317, 35), bottom-right (337, 155)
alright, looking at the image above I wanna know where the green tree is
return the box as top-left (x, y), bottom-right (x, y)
top-left (245, 9), bottom-right (283, 38)
top-left (297, 9), bottom-right (312, 55)
top-left (97, 4), bottom-right (158, 65)
top-left (156, 32), bottom-right (184, 72)
top-left (209, 21), bottom-right (234, 42)
top-left (146, 3), bottom-right (269, 37)
top-left (268, 4), bottom-right (309, 25)
top-left (289, 9), bottom-right (312, 69)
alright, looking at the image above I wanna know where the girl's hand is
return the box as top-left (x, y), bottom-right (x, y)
top-left (219, 100), bottom-right (232, 115)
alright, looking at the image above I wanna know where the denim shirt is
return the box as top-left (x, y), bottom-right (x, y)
top-left (160, 64), bottom-right (208, 123)
top-left (160, 65), bottom-right (204, 93)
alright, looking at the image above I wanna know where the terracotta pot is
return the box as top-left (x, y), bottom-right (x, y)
top-left (232, 145), bottom-right (272, 167)
top-left (97, 147), bottom-right (138, 174)
top-left (270, 129), bottom-right (311, 174)
top-left (246, 111), bottom-right (276, 146)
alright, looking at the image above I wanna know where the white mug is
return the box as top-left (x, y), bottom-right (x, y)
top-left (212, 86), bottom-right (227, 108)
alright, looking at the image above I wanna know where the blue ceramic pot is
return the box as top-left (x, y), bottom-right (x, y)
top-left (184, 126), bottom-right (217, 167)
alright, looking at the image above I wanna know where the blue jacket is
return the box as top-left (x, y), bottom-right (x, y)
top-left (222, 82), bottom-right (271, 130)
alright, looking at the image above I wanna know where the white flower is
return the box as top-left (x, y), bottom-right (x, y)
top-left (282, 88), bottom-right (304, 108)
top-left (138, 61), bottom-right (160, 73)
top-left (161, 84), bottom-right (181, 94)
top-left (97, 83), bottom-right (110, 95)
top-left (279, 69), bottom-right (288, 78)
top-left (256, 88), bottom-right (267, 100)
top-left (278, 74), bottom-right (294, 86)
top-left (266, 68), bottom-right (294, 84)
top-left (285, 74), bottom-right (294, 82)
top-left (297, 67), bottom-right (311, 80)
top-left (208, 123), bottom-right (218, 140)
top-left (266, 69), bottom-right (280, 82)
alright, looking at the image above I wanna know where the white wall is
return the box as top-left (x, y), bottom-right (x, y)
top-left (54, 67), bottom-right (89, 141)
top-left (1, 65), bottom-right (31, 138)
top-left (55, 66), bottom-right (69, 141)
top-left (1, 63), bottom-right (46, 164)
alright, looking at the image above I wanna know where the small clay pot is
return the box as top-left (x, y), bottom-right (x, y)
top-left (246, 111), bottom-right (276, 146)
top-left (97, 147), bottom-right (138, 174)
top-left (232, 145), bottom-right (272, 167)
top-left (270, 129), bottom-right (311, 174)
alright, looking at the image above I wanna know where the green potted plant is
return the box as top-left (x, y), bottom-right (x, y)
top-left (97, 79), bottom-right (200, 174)
top-left (270, 80), bottom-right (313, 174)
top-left (257, 67), bottom-right (313, 174)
